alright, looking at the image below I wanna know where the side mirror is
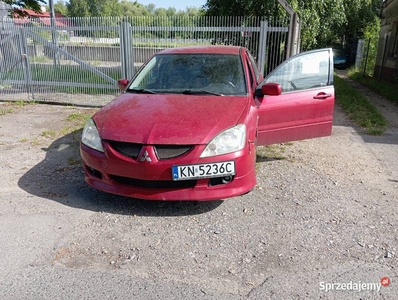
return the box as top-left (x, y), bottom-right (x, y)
top-left (256, 82), bottom-right (282, 97)
top-left (117, 79), bottom-right (129, 90)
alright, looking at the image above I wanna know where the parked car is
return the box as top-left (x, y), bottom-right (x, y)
top-left (333, 49), bottom-right (347, 69)
top-left (80, 46), bottom-right (335, 201)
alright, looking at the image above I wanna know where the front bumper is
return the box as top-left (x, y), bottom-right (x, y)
top-left (334, 60), bottom-right (346, 69)
top-left (80, 141), bottom-right (257, 201)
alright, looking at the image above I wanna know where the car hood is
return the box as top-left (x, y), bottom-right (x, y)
top-left (94, 93), bottom-right (248, 144)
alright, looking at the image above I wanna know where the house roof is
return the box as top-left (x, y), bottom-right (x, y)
top-left (13, 8), bottom-right (70, 27)
top-left (13, 8), bottom-right (64, 18)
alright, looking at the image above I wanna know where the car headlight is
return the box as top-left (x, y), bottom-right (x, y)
top-left (200, 124), bottom-right (246, 158)
top-left (81, 118), bottom-right (104, 152)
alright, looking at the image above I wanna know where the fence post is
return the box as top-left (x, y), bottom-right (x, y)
top-left (258, 21), bottom-right (268, 76)
top-left (48, 0), bottom-right (59, 67)
top-left (362, 39), bottom-right (371, 76)
top-left (19, 27), bottom-right (34, 99)
top-left (120, 20), bottom-right (134, 80)
top-left (288, 13), bottom-right (300, 57)
top-left (355, 39), bottom-right (364, 70)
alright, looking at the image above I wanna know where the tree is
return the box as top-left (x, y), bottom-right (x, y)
top-left (290, 0), bottom-right (381, 50)
top-left (145, 3), bottom-right (156, 14)
top-left (203, 0), bottom-right (381, 51)
top-left (340, 0), bottom-right (381, 43)
top-left (289, 0), bottom-right (346, 50)
top-left (118, 0), bottom-right (149, 16)
top-left (184, 7), bottom-right (204, 17)
top-left (54, 0), bottom-right (68, 16)
top-left (67, 0), bottom-right (123, 17)
top-left (94, 0), bottom-right (123, 17)
top-left (4, 0), bottom-right (46, 17)
top-left (67, 0), bottom-right (90, 17)
top-left (204, 0), bottom-right (283, 19)
top-left (154, 7), bottom-right (168, 16)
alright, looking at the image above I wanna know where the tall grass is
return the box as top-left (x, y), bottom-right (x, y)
top-left (334, 75), bottom-right (388, 135)
top-left (347, 70), bottom-right (398, 106)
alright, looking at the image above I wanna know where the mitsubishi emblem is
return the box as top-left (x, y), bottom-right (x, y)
top-left (139, 150), bottom-right (152, 162)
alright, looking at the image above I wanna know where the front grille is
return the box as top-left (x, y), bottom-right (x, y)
top-left (111, 175), bottom-right (196, 189)
top-left (108, 141), bottom-right (193, 160)
top-left (154, 145), bottom-right (193, 160)
top-left (108, 141), bottom-right (141, 159)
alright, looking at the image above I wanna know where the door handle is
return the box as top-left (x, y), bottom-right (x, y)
top-left (313, 93), bottom-right (331, 100)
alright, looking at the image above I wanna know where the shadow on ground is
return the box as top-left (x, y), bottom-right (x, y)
top-left (17, 130), bottom-right (222, 216)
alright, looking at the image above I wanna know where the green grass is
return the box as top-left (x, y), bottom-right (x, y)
top-left (41, 130), bottom-right (58, 138)
top-left (347, 69), bottom-right (398, 106)
top-left (30, 137), bottom-right (40, 146)
top-left (65, 111), bottom-right (94, 129)
top-left (256, 143), bottom-right (292, 162)
top-left (66, 112), bottom-right (92, 123)
top-left (334, 75), bottom-right (388, 135)
top-left (12, 100), bottom-right (36, 106)
top-left (0, 108), bottom-right (13, 116)
top-left (0, 100), bottom-right (37, 115)
top-left (60, 111), bottom-right (97, 136)
top-left (28, 111), bottom-right (95, 145)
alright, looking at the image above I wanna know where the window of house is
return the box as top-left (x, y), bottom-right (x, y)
top-left (389, 22), bottom-right (398, 58)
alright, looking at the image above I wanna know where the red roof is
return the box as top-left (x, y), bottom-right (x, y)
top-left (13, 9), bottom-right (70, 27)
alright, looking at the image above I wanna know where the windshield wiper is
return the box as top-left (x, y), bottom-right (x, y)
top-left (182, 89), bottom-right (223, 96)
top-left (126, 88), bottom-right (157, 94)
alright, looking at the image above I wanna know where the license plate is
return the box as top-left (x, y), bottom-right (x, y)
top-left (172, 161), bottom-right (235, 181)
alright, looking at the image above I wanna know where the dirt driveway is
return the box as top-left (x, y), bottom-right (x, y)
top-left (0, 80), bottom-right (398, 299)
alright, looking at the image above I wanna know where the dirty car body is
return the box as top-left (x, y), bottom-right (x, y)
top-left (80, 46), bottom-right (335, 201)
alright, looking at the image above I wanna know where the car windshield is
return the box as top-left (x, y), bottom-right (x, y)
top-left (127, 53), bottom-right (247, 96)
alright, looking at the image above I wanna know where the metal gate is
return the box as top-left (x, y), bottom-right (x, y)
top-left (0, 16), bottom-right (289, 106)
top-left (1, 17), bottom-right (121, 106)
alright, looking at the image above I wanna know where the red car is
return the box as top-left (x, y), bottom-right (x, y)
top-left (80, 46), bottom-right (334, 201)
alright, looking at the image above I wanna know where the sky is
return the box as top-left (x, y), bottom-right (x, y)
top-left (136, 0), bottom-right (207, 11)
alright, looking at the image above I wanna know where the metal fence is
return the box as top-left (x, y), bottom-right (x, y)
top-left (0, 16), bottom-right (289, 106)
top-left (355, 39), bottom-right (377, 77)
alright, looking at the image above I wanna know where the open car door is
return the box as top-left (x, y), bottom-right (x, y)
top-left (256, 48), bottom-right (335, 145)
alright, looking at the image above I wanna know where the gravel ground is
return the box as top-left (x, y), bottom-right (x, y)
top-left (0, 77), bottom-right (398, 299)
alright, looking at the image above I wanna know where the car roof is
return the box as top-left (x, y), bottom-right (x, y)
top-left (333, 49), bottom-right (344, 54)
top-left (157, 46), bottom-right (243, 55)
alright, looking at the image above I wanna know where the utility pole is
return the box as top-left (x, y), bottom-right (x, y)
top-left (48, 0), bottom-right (59, 66)
top-left (277, 0), bottom-right (300, 57)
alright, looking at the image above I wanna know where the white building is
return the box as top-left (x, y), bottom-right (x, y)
top-left (374, 0), bottom-right (398, 83)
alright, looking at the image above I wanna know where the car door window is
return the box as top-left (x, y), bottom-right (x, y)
top-left (256, 48), bottom-right (334, 146)
top-left (264, 50), bottom-right (331, 93)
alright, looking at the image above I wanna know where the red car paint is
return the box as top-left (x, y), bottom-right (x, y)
top-left (94, 94), bottom-right (249, 145)
top-left (80, 46), bottom-right (335, 201)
